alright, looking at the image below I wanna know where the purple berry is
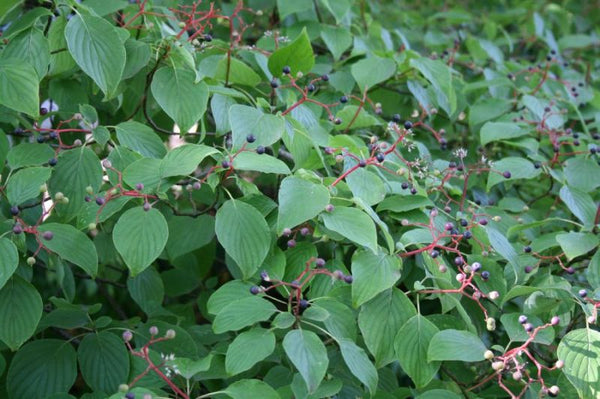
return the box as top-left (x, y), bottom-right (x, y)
top-left (125, 393), bottom-right (135, 399)
top-left (10, 206), bottom-right (19, 216)
top-left (299, 299), bottom-right (309, 309)
top-left (221, 160), bottom-right (230, 169)
top-left (282, 65), bottom-right (291, 74)
top-left (454, 257), bottom-right (464, 266)
top-left (42, 231), bottom-right (54, 241)
top-left (12, 224), bottom-right (23, 235)
top-left (376, 153), bottom-right (385, 162)
top-left (404, 121), bottom-right (413, 129)
top-left (340, 95), bottom-right (348, 103)
top-left (524, 266), bottom-right (533, 273)
top-left (315, 258), bottom-right (326, 268)
top-left (135, 183), bottom-right (144, 191)
top-left (430, 250), bottom-right (439, 258)
top-left (95, 197), bottom-right (105, 206)
top-left (518, 315), bottom-right (528, 324)
top-left (40, 107), bottom-right (48, 115)
top-left (358, 159), bottom-right (367, 167)
top-left (143, 202), bottom-right (151, 212)
top-left (410, 187), bottom-right (417, 195)
top-left (460, 219), bottom-right (468, 227)
top-left (579, 289), bottom-right (588, 298)
top-left (471, 262), bottom-right (481, 272)
top-left (523, 246), bottom-right (532, 253)
top-left (49, 158), bottom-right (58, 166)
top-left (321, 74), bottom-right (329, 81)
top-left (463, 231), bottom-right (472, 239)
top-left (523, 322), bottom-right (534, 332)
top-left (282, 228), bottom-right (292, 237)
top-left (250, 286), bottom-right (260, 295)
top-left (256, 146), bottom-right (266, 154)
top-left (444, 222), bottom-right (454, 231)
top-left (343, 275), bottom-right (353, 284)
top-left (551, 316), bottom-right (560, 326)
top-left (566, 267), bottom-right (575, 275)
top-left (290, 280), bottom-right (300, 288)
top-left (287, 239), bottom-right (296, 248)
top-left (300, 227), bottom-right (310, 236)
top-left (246, 134), bottom-right (256, 143)
top-left (479, 218), bottom-right (488, 226)
top-left (503, 171), bottom-right (511, 178)
top-left (481, 271), bottom-right (490, 280)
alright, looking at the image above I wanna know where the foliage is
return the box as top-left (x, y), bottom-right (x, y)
top-left (0, 0), bottom-right (599, 398)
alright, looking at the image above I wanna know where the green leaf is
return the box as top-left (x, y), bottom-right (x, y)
top-left (215, 56), bottom-right (261, 86)
top-left (48, 147), bottom-right (103, 220)
top-left (151, 66), bottom-right (209, 133)
top-left (351, 56), bottom-right (396, 91)
top-left (7, 143), bottom-right (54, 169)
top-left (320, 25), bottom-right (352, 60)
top-left (232, 152), bottom-right (291, 175)
top-left (277, 176), bottom-right (330, 233)
top-left (277, 0), bottom-right (313, 19)
top-left (215, 200), bottom-right (271, 279)
top-left (116, 121), bottom-right (167, 159)
top-left (333, 105), bottom-right (381, 130)
top-left (78, 331), bottom-right (129, 393)
top-left (229, 104), bottom-right (285, 150)
top-left (0, 58), bottom-right (39, 116)
top-left (2, 28), bottom-right (50, 79)
top-left (377, 195), bottom-right (433, 212)
top-left (556, 232), bottom-right (599, 261)
top-left (65, 14), bottom-right (126, 97)
top-left (486, 226), bottom-right (519, 281)
top-left (359, 288), bottom-right (416, 367)
top-left (394, 314), bottom-right (440, 388)
top-left (339, 338), bottom-right (378, 395)
top-left (38, 223), bottom-right (98, 277)
top-left (283, 329), bottom-right (329, 393)
top-left (559, 185), bottom-right (597, 227)
top-left (351, 250), bottom-right (401, 307)
top-left (113, 207), bottom-right (169, 276)
top-left (7, 339), bottom-right (77, 399)
top-left (345, 167), bottom-right (385, 206)
top-left (487, 157), bottom-right (540, 190)
top-left (213, 296), bottom-right (277, 334)
top-left (222, 379), bottom-right (280, 399)
top-left (557, 328), bottom-right (600, 398)
top-left (0, 276), bottom-right (42, 350)
top-left (416, 390), bottom-right (462, 399)
top-left (170, 356), bottom-right (212, 379)
top-left (564, 157), bottom-right (600, 192)
top-left (410, 57), bottom-right (456, 115)
top-left (165, 215), bottom-right (215, 260)
top-left (123, 38), bottom-right (151, 79)
top-left (0, 238), bottom-right (18, 290)
top-left (122, 158), bottom-right (163, 192)
top-left (225, 328), bottom-right (276, 376)
top-left (500, 313), bottom-right (555, 345)
top-left (268, 28), bottom-right (314, 76)
top-left (427, 329), bottom-right (487, 362)
top-left (207, 280), bottom-right (254, 315)
top-left (322, 206), bottom-right (378, 252)
top-left (6, 167), bottom-right (50, 205)
top-left (127, 267), bottom-right (164, 314)
top-left (480, 122), bottom-right (527, 146)
top-left (160, 144), bottom-right (218, 177)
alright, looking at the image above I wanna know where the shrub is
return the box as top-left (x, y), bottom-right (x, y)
top-left (0, 1), bottom-right (599, 398)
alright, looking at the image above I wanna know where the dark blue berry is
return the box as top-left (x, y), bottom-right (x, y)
top-left (250, 286), bottom-right (260, 295)
top-left (315, 258), bottom-right (326, 268)
top-left (410, 187), bottom-right (417, 195)
top-left (12, 224), bottom-right (23, 234)
top-left (203, 34), bottom-right (213, 42)
top-left (256, 146), bottom-right (265, 154)
top-left (95, 197), bottom-right (105, 206)
top-left (307, 84), bottom-right (315, 92)
top-left (454, 257), bottom-right (464, 266)
top-left (221, 160), bottom-right (230, 169)
top-left (579, 289), bottom-right (587, 298)
top-left (463, 231), bottom-right (472, 239)
top-left (524, 246), bottom-right (532, 253)
top-left (404, 121), bottom-right (413, 129)
top-left (125, 393), bottom-right (135, 399)
top-left (481, 271), bottom-right (490, 280)
top-left (430, 250), bottom-right (439, 258)
top-left (343, 275), bottom-right (353, 284)
top-left (40, 107), bottom-right (48, 115)
top-left (10, 206), bottom-right (19, 216)
top-left (334, 118), bottom-right (342, 125)
top-left (340, 95), bottom-right (348, 103)
top-left (534, 161), bottom-right (541, 169)
top-left (392, 114), bottom-right (401, 123)
top-left (37, 135), bottom-right (45, 143)
top-left (479, 218), bottom-right (488, 226)
top-left (282, 66), bottom-right (291, 74)
top-left (48, 158), bottom-right (58, 166)
top-left (358, 159), bottom-right (367, 167)
top-left (246, 134), bottom-right (256, 143)
top-left (401, 182), bottom-right (409, 190)
top-left (321, 74), bottom-right (329, 81)
top-left (503, 171), bottom-right (511, 178)
top-left (299, 299), bottom-right (309, 309)
top-left (460, 219), bottom-right (468, 227)
top-left (376, 153), bottom-right (385, 162)
top-left (270, 79), bottom-right (279, 88)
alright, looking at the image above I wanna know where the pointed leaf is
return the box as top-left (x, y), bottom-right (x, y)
top-left (557, 328), bottom-right (600, 398)
top-left (78, 331), bottom-right (129, 393)
top-left (226, 328), bottom-right (276, 376)
top-left (38, 223), bottom-right (99, 277)
top-left (283, 329), bottom-right (329, 393)
top-left (213, 296), bottom-right (277, 334)
top-left (277, 176), bottom-right (330, 233)
top-left (322, 207), bottom-right (378, 252)
top-left (427, 329), bottom-right (487, 362)
top-left (0, 276), bottom-right (43, 350)
top-left (339, 338), bottom-right (378, 395)
top-left (268, 28), bottom-right (314, 76)
top-left (113, 207), bottom-right (169, 275)
top-left (0, 58), bottom-right (39, 117)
